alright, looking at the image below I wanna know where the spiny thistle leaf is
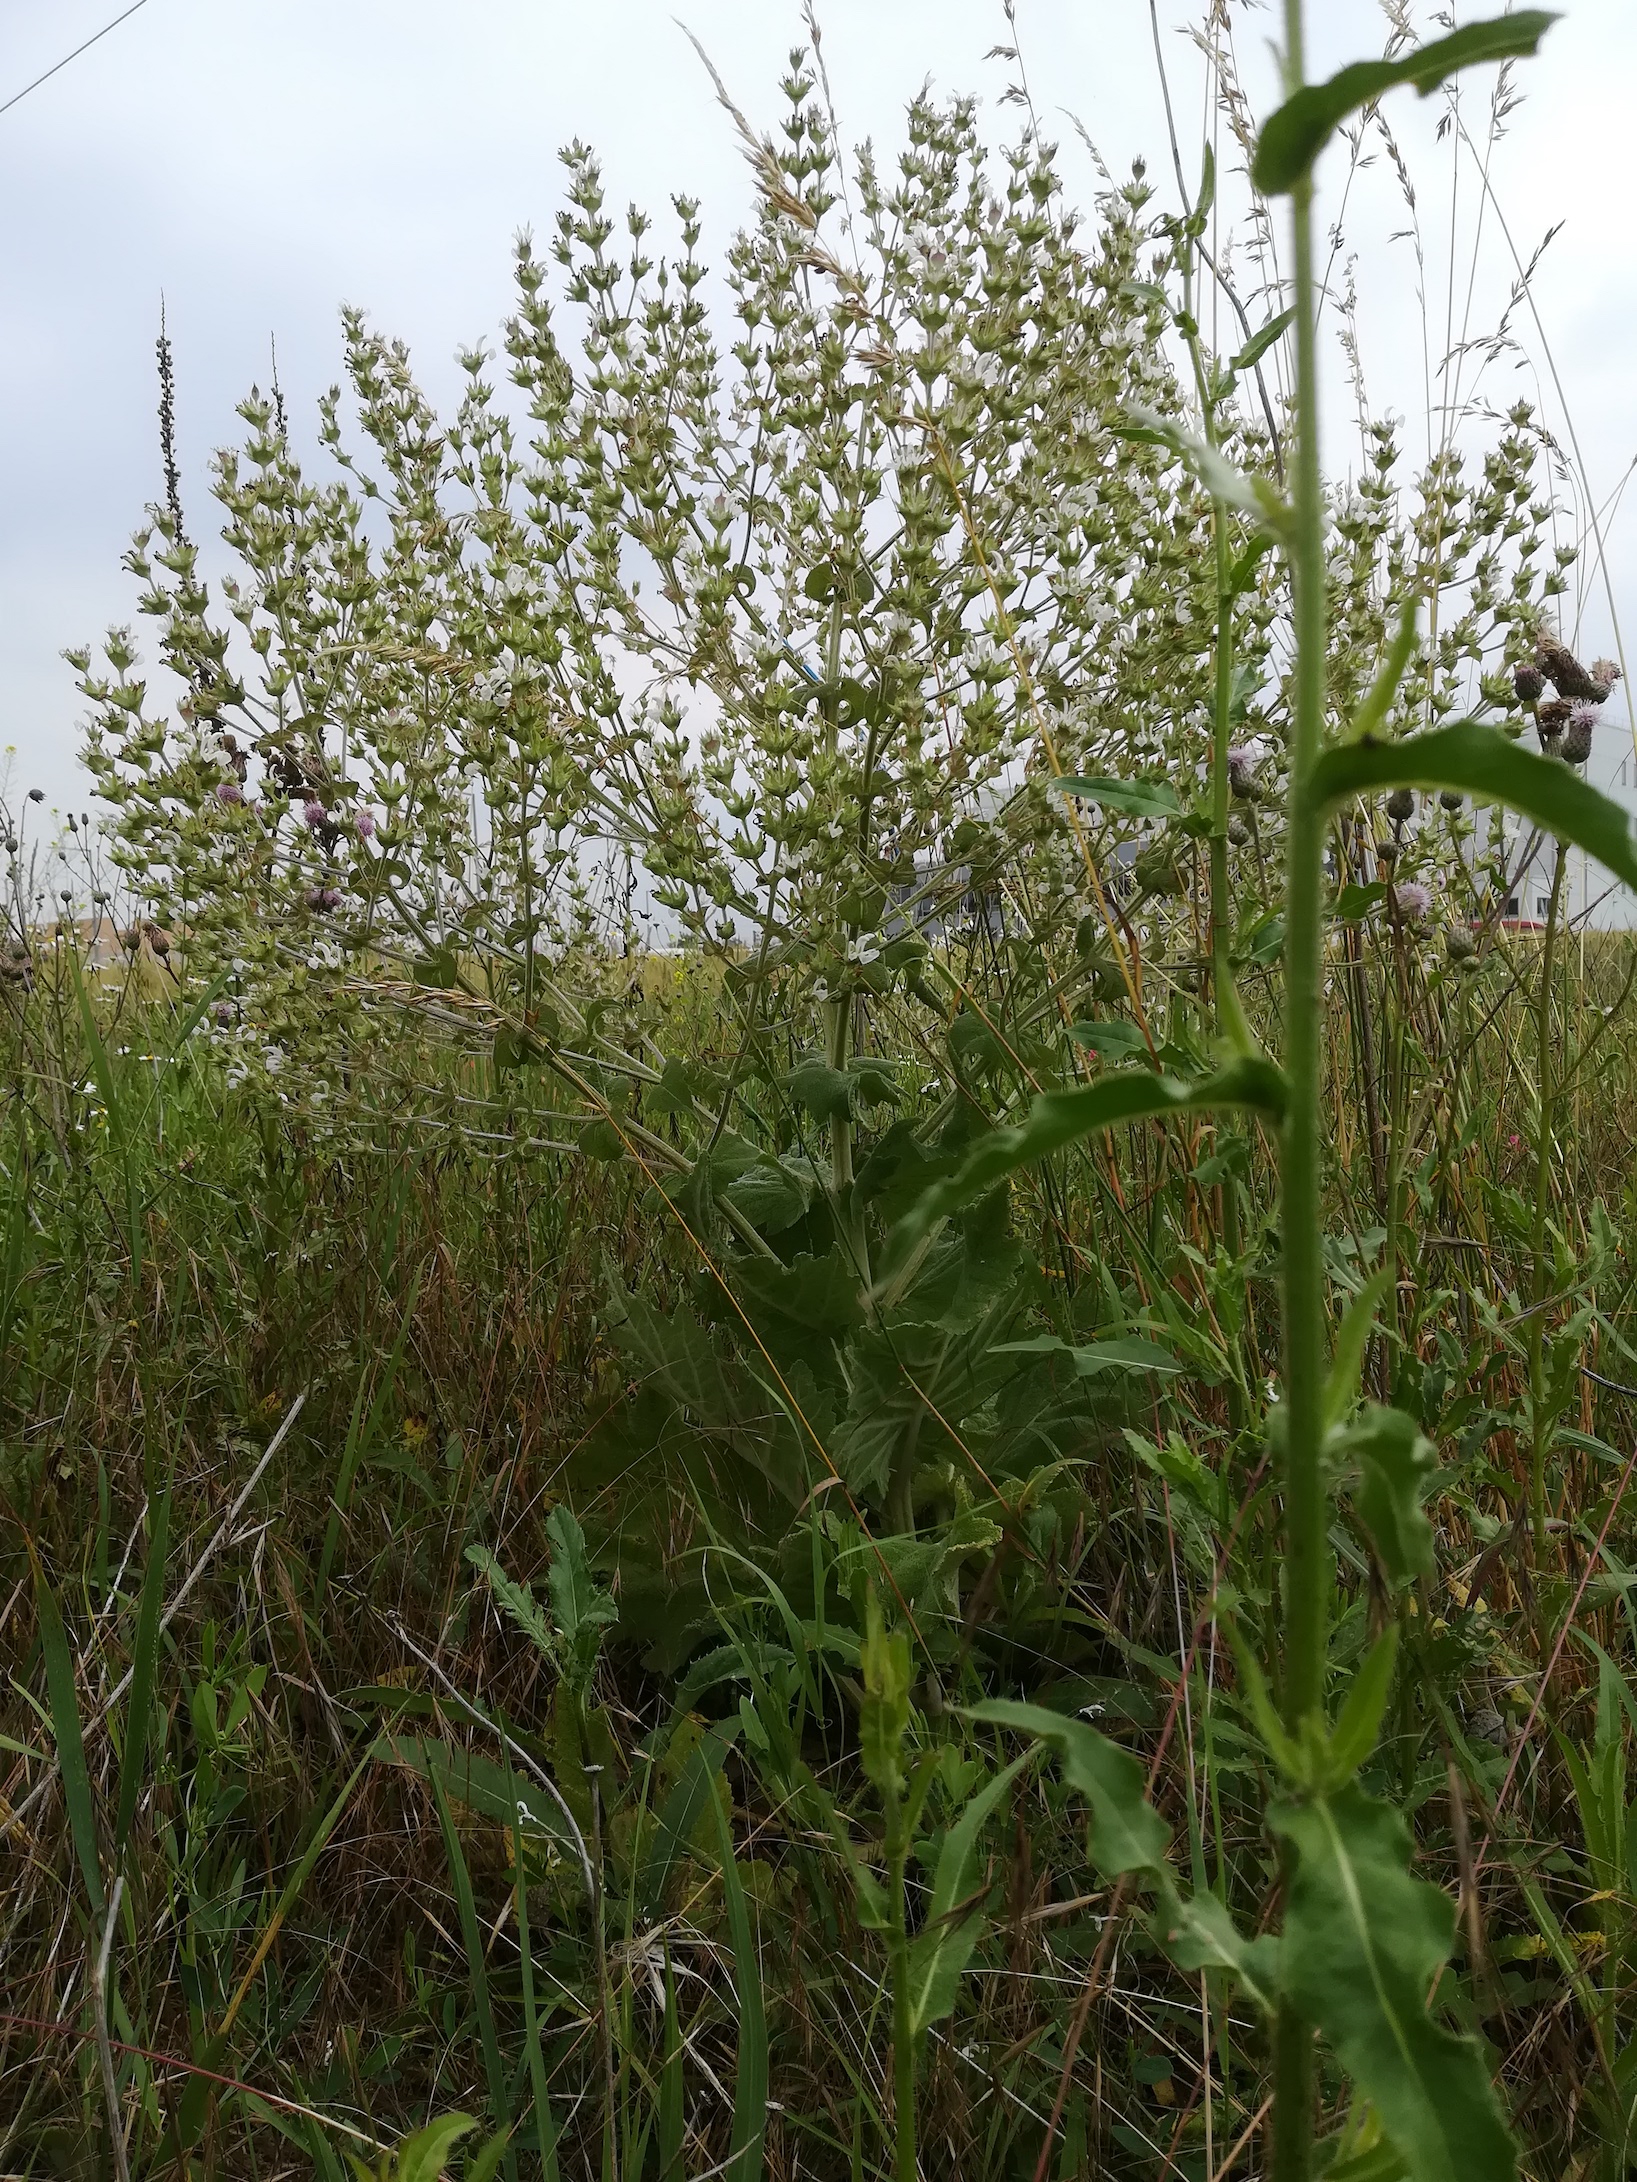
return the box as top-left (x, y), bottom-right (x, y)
top-left (1268, 1787), bottom-right (1517, 2182)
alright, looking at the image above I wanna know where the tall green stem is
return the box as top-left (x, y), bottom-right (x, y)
top-left (1528, 837), bottom-right (1567, 1559)
top-left (1272, 1), bottom-right (1328, 2173)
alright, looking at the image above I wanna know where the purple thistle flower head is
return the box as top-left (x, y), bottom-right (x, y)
top-left (1392, 881), bottom-right (1433, 924)
top-left (303, 799), bottom-right (329, 831)
top-left (304, 883), bottom-right (342, 912)
top-left (355, 808), bottom-right (378, 841)
top-left (1562, 700), bottom-right (1599, 766)
top-left (211, 999), bottom-right (234, 1025)
top-left (1227, 744), bottom-right (1259, 797)
top-left (215, 780), bottom-right (243, 809)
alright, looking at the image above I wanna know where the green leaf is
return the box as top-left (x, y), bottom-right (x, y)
top-left (1230, 306), bottom-right (1296, 374)
top-left (462, 2130), bottom-right (515, 2182)
top-left (995, 1333), bottom-right (1183, 1377)
top-left (429, 1770), bottom-right (514, 2150)
top-left (1311, 721), bottom-right (1637, 892)
top-left (1268, 1787), bottom-right (1517, 2182)
top-left (1251, 13), bottom-right (1559, 193)
top-left (965, 1700), bottom-right (1169, 1878)
top-left (1153, 1880), bottom-right (1280, 2013)
top-left (115, 1469), bottom-right (172, 1855)
top-left (466, 1546), bottom-right (555, 1661)
top-left (32, 1559), bottom-right (103, 1917)
top-left (1326, 1626), bottom-right (1401, 1786)
top-left (391, 2114), bottom-right (478, 2182)
top-left (545, 1506), bottom-right (617, 1697)
top-left (1119, 402), bottom-right (1292, 533)
top-left (1054, 774), bottom-right (1181, 819)
top-left (412, 945), bottom-right (460, 990)
top-left (1339, 1406), bottom-right (1438, 1586)
top-left (1067, 1019), bottom-right (1150, 1062)
top-left (1324, 1269), bottom-right (1392, 1431)
top-left (710, 1791), bottom-right (768, 2182)
top-left (636, 1724), bottom-right (738, 1922)
top-left (887, 1057), bottom-right (1287, 1264)
top-left (860, 1595), bottom-right (913, 1801)
top-left (905, 1750), bottom-right (1034, 2036)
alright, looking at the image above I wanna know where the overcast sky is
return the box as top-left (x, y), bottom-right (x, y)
top-left (3, 0), bottom-right (1634, 820)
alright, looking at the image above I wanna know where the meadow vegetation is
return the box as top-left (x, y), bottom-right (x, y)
top-left (7, 6), bottom-right (1637, 2177)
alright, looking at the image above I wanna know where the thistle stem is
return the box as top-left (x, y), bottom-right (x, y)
top-left (1272, 0), bottom-right (1328, 2173)
top-left (1528, 836), bottom-right (1567, 1559)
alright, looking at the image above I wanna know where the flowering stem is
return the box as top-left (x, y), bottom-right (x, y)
top-left (1271, 0), bottom-right (1328, 2172)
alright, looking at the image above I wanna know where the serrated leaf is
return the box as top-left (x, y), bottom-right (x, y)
top-left (1055, 773), bottom-right (1181, 819)
top-left (965, 1699), bottom-right (1169, 1877)
top-left (1269, 1786), bottom-right (1517, 2182)
top-left (1312, 721), bottom-right (1637, 892)
top-left (1339, 1406), bottom-right (1438, 1586)
top-left (885, 1057), bottom-right (1286, 1266)
top-left (1252, 14), bottom-right (1558, 194)
top-left (1154, 1879), bottom-right (1280, 2013)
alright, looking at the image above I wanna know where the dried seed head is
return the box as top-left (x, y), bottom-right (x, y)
top-left (1590, 658), bottom-right (1623, 700)
top-left (1536, 637), bottom-right (1606, 701)
top-left (1536, 697), bottom-right (1572, 742)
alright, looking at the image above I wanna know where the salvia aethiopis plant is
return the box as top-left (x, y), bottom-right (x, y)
top-left (31, 7), bottom-right (1637, 2179)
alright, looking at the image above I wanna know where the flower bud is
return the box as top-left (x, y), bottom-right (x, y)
top-left (1386, 787), bottom-right (1415, 824)
top-left (1445, 926), bottom-right (1478, 963)
top-left (1512, 663), bottom-right (1545, 704)
top-left (1438, 790), bottom-right (1464, 811)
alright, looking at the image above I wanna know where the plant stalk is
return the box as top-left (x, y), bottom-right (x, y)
top-left (1272, 0), bottom-right (1328, 2173)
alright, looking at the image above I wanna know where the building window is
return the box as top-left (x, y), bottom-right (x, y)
top-left (1537, 895), bottom-right (1551, 917)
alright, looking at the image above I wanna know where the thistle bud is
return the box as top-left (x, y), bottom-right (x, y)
top-left (1386, 787), bottom-right (1415, 824)
top-left (1512, 662), bottom-right (1545, 704)
top-left (1438, 790), bottom-right (1464, 811)
top-left (1445, 925), bottom-right (1478, 963)
top-left (1227, 815), bottom-right (1251, 846)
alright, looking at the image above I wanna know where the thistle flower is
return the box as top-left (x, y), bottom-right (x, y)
top-left (355, 808), bottom-right (378, 841)
top-left (1227, 745), bottom-right (1259, 797)
top-left (1391, 881), bottom-right (1432, 923)
top-left (214, 780), bottom-right (243, 808)
top-left (211, 999), bottom-right (234, 1025)
top-left (1590, 658), bottom-right (1622, 699)
top-left (1561, 701), bottom-right (1599, 767)
top-left (305, 884), bottom-right (343, 912)
top-left (303, 800), bottom-right (330, 831)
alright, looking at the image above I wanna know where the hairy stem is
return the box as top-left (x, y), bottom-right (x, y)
top-left (1272, 0), bottom-right (1327, 2174)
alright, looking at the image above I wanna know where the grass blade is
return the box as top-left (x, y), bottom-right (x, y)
top-left (430, 1763), bottom-right (518, 2171)
top-left (710, 1786), bottom-right (767, 2182)
top-left (31, 1549), bottom-right (104, 1918)
top-left (114, 1461), bottom-right (172, 1856)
